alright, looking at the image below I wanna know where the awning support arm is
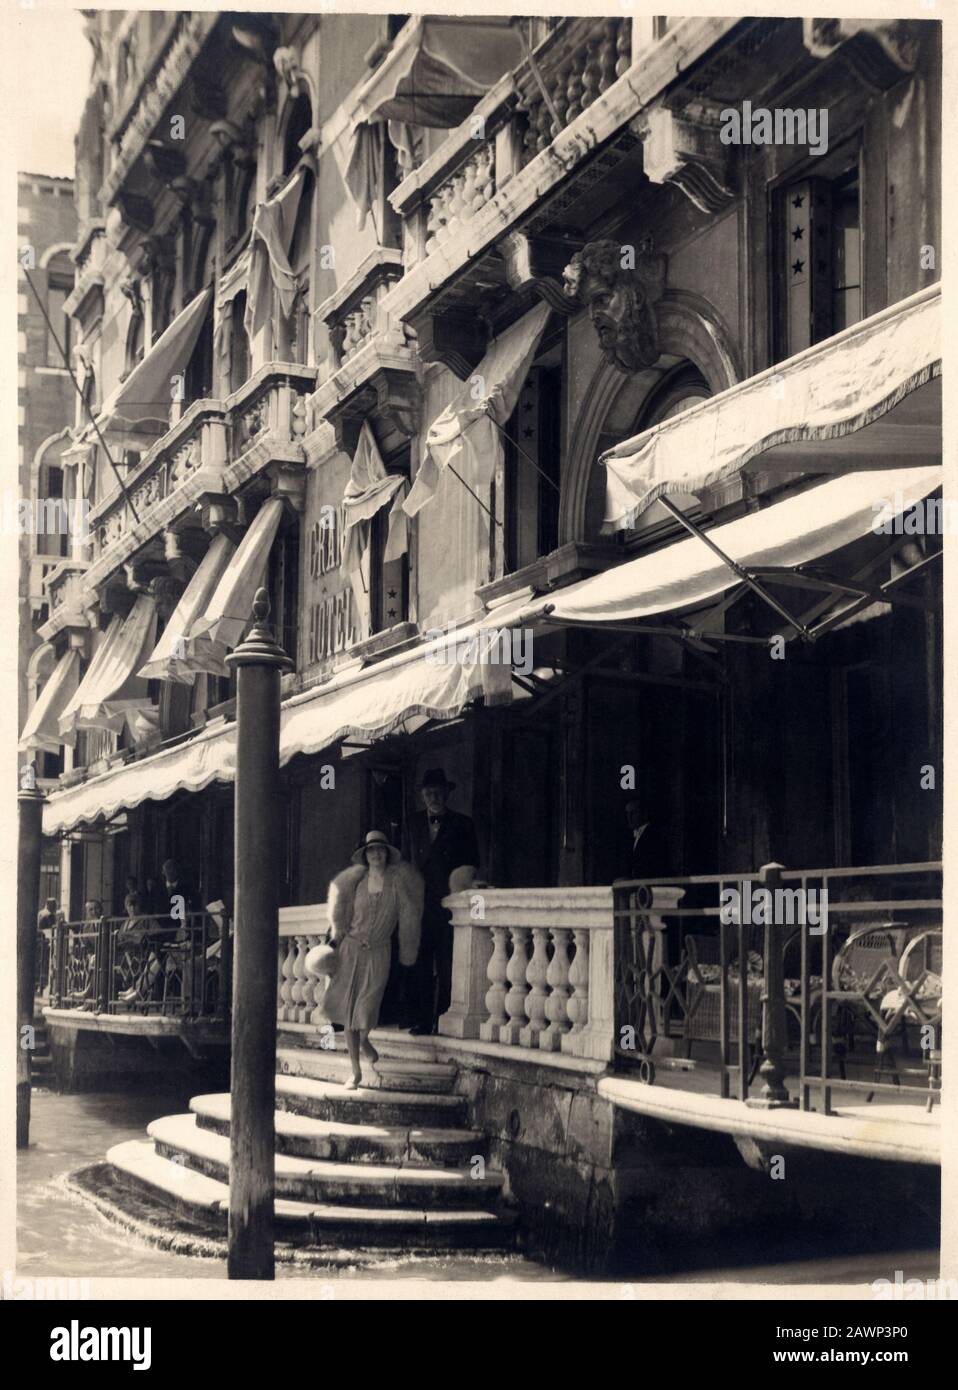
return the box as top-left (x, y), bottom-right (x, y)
top-left (656, 496), bottom-right (811, 640)
top-left (808, 550), bottom-right (942, 640)
top-left (447, 461), bottom-right (502, 529)
top-left (489, 417), bottom-right (561, 495)
top-left (519, 632), bottom-right (633, 720)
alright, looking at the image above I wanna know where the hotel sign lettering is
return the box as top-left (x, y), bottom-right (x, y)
top-left (303, 498), bottom-right (359, 665)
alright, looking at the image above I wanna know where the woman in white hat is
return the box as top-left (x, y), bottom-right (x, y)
top-left (321, 831), bottom-right (424, 1089)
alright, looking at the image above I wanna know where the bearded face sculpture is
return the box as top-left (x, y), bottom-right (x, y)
top-left (562, 240), bottom-right (667, 374)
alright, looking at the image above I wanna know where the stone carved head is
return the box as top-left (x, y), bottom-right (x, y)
top-left (562, 240), bottom-right (667, 374)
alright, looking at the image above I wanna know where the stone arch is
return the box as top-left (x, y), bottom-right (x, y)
top-left (560, 290), bottom-right (742, 544)
top-left (39, 242), bottom-right (75, 269)
top-left (32, 428), bottom-right (72, 492)
top-left (277, 83), bottom-right (316, 176)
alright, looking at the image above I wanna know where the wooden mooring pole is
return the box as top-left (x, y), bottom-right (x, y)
top-left (225, 589), bottom-right (292, 1279)
top-left (17, 784), bottom-right (45, 1148)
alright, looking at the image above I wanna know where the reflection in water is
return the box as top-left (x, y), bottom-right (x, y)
top-left (18, 1089), bottom-right (938, 1287)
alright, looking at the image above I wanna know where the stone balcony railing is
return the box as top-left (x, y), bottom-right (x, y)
top-left (382, 16), bottom-right (735, 327)
top-left (441, 887), bottom-right (615, 1061)
top-left (76, 363), bottom-right (316, 597)
top-left (316, 248), bottom-right (407, 372)
top-left (88, 398), bottom-right (228, 565)
top-left (390, 17), bottom-right (631, 274)
top-left (65, 222), bottom-right (107, 320)
top-left (278, 904), bottom-right (331, 1027)
top-left (274, 888), bottom-right (615, 1062)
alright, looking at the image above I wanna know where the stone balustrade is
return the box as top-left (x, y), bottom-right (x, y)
top-left (88, 400), bottom-right (227, 562)
top-left (424, 141), bottom-right (496, 258)
top-left (278, 903), bottom-right (331, 1027)
top-left (317, 249), bottom-right (407, 372)
top-left (514, 17), bottom-right (632, 160)
top-left (440, 886), bottom-right (615, 1061)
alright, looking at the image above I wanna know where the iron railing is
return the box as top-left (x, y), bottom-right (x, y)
top-left (613, 862), bottom-right (942, 1112)
top-left (49, 911), bottom-right (231, 1022)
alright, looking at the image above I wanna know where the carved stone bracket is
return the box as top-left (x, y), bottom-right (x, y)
top-left (499, 231), bottom-right (582, 314)
top-left (195, 491), bottom-right (243, 542)
top-left (328, 366), bottom-right (421, 458)
top-left (802, 18), bottom-right (918, 90)
top-left (634, 100), bottom-right (736, 214)
top-left (407, 306), bottom-right (487, 380)
top-left (562, 239), bottom-right (668, 374)
top-left (112, 190), bottom-right (155, 235)
top-left (274, 45), bottom-right (307, 98)
top-left (267, 459), bottom-right (308, 515)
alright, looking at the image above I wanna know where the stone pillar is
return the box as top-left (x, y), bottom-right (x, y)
top-left (17, 787), bottom-right (45, 1147)
top-left (438, 896), bottom-right (493, 1040)
top-left (225, 589), bottom-right (293, 1279)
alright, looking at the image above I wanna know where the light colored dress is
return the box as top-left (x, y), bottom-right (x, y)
top-left (321, 875), bottom-right (403, 1031)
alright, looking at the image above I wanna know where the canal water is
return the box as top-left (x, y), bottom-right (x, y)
top-left (17, 1087), bottom-right (938, 1288)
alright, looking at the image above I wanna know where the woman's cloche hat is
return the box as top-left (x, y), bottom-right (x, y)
top-left (351, 828), bottom-right (401, 865)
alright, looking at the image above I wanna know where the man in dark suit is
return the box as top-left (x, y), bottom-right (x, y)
top-left (405, 768), bottom-right (479, 1034)
top-left (625, 797), bottom-right (668, 881)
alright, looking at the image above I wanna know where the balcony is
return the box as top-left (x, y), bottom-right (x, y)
top-left (382, 16), bottom-right (736, 354)
top-left (309, 253), bottom-right (418, 457)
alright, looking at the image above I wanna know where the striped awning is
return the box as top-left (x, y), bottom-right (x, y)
top-left (602, 284), bottom-right (941, 529)
top-left (185, 498), bottom-right (285, 677)
top-left (138, 534), bottom-right (237, 684)
top-left (58, 596), bottom-right (157, 738)
top-left (19, 649), bottom-right (81, 752)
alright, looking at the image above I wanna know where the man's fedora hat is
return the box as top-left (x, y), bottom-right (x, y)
top-left (420, 767), bottom-right (456, 792)
top-left (351, 829), bottom-right (401, 865)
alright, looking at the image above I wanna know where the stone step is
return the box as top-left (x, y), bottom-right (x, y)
top-left (191, 1093), bottom-right (484, 1166)
top-left (276, 1045), bottom-right (458, 1094)
top-left (107, 1139), bottom-right (516, 1252)
top-left (275, 1074), bottom-right (468, 1129)
top-left (278, 1025), bottom-right (443, 1066)
top-left (149, 1114), bottom-right (500, 1209)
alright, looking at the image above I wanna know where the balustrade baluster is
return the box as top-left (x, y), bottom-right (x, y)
top-left (615, 20), bottom-right (631, 78)
top-left (567, 928), bottom-right (591, 1033)
top-left (598, 20), bottom-right (619, 92)
top-left (581, 35), bottom-right (602, 109)
top-left (480, 924), bottom-right (510, 1041)
top-left (541, 926), bottom-right (573, 1051)
top-left (520, 926), bottom-right (552, 1047)
top-left (565, 59), bottom-right (584, 125)
top-left (291, 935), bottom-right (309, 1022)
top-left (500, 925), bottom-right (531, 1046)
top-left (278, 938), bottom-right (295, 1021)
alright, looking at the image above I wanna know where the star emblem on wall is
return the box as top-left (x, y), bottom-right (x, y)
top-left (791, 259), bottom-right (805, 275)
top-left (791, 226), bottom-right (804, 241)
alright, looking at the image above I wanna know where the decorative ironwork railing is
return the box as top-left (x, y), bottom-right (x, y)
top-left (613, 862), bottom-right (943, 1112)
top-left (50, 911), bottom-right (231, 1022)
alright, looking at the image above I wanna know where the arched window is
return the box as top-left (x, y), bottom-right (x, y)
top-left (45, 252), bottom-right (73, 368)
top-left (282, 92), bottom-right (313, 177)
top-left (229, 291), bottom-right (250, 393)
top-left (125, 309), bottom-right (145, 374)
top-left (636, 363), bottom-right (711, 431)
top-left (185, 231), bottom-right (215, 403)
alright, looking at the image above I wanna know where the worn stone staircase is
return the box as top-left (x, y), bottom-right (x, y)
top-left (106, 1031), bottom-right (518, 1254)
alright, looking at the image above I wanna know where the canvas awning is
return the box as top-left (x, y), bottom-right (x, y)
top-left (97, 288), bottom-right (213, 443)
top-left (403, 302), bottom-right (552, 517)
top-left (19, 649), bottom-right (81, 752)
top-left (341, 421), bottom-right (409, 575)
top-left (602, 284), bottom-right (941, 529)
top-left (501, 466), bottom-right (941, 632)
top-left (42, 613), bottom-right (499, 833)
top-left (246, 167), bottom-right (306, 342)
top-left (345, 17), bottom-right (522, 228)
top-left (185, 498), bottom-right (285, 676)
top-left (58, 596), bottom-right (157, 738)
top-left (138, 533), bottom-right (237, 684)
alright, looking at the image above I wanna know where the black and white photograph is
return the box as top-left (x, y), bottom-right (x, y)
top-left (4, 0), bottom-right (952, 1325)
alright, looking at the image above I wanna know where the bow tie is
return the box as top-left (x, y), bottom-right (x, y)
top-left (429, 815), bottom-right (443, 825)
